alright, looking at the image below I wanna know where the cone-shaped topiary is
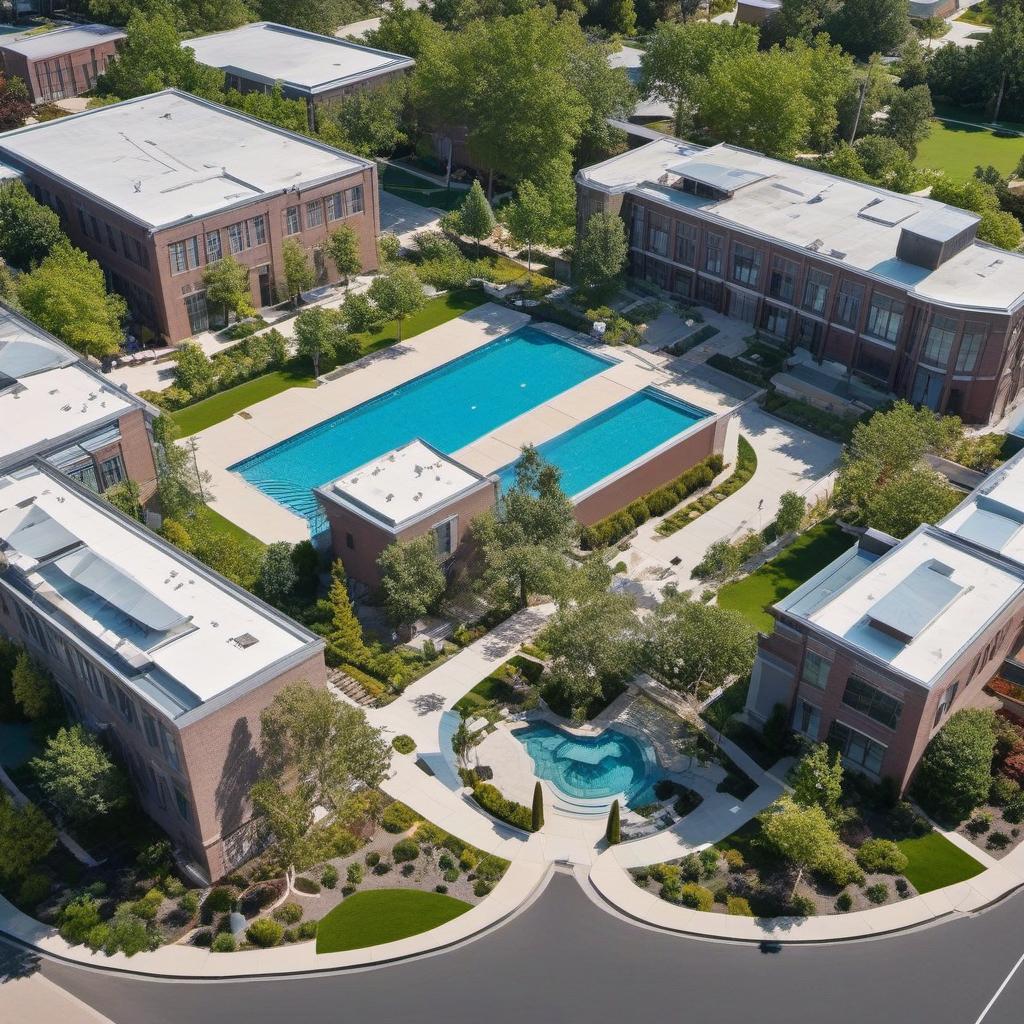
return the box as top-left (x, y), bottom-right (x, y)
top-left (531, 781), bottom-right (544, 832)
top-left (606, 799), bottom-right (621, 845)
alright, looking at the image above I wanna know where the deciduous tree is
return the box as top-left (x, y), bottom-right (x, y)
top-left (575, 211), bottom-right (627, 292)
top-left (367, 263), bottom-right (426, 341)
top-left (791, 743), bottom-right (843, 815)
top-left (294, 306), bottom-right (355, 378)
top-left (760, 795), bottom-right (841, 897)
top-left (281, 239), bottom-right (315, 306)
top-left (0, 181), bottom-right (62, 269)
top-left (501, 179), bottom-right (549, 270)
top-left (913, 708), bottom-right (996, 822)
top-left (16, 241), bottom-right (126, 359)
top-left (453, 180), bottom-right (495, 257)
top-left (0, 793), bottom-right (56, 882)
top-left (11, 652), bottom-right (54, 721)
top-left (883, 83), bottom-right (934, 158)
top-left (31, 725), bottom-right (131, 823)
top-left (256, 542), bottom-right (298, 609)
top-left (202, 256), bottom-right (255, 325)
top-left (774, 490), bottom-right (807, 536)
top-left (325, 225), bottom-right (363, 287)
top-left (377, 535), bottom-right (447, 629)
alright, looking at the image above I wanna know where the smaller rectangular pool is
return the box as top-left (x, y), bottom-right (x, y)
top-left (497, 388), bottom-right (708, 499)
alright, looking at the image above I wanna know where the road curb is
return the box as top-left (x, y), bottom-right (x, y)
top-left (0, 864), bottom-right (555, 982)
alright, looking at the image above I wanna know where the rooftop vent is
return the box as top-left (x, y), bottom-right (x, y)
top-left (230, 633), bottom-right (259, 649)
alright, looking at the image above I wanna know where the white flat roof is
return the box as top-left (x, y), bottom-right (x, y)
top-left (0, 465), bottom-right (316, 717)
top-left (319, 439), bottom-right (489, 530)
top-left (579, 139), bottom-right (1024, 314)
top-left (942, 450), bottom-right (1024, 564)
top-left (0, 306), bottom-right (135, 469)
top-left (802, 529), bottom-right (1023, 687)
top-left (187, 22), bottom-right (414, 95)
top-left (0, 23), bottom-right (124, 60)
top-left (0, 89), bottom-right (368, 230)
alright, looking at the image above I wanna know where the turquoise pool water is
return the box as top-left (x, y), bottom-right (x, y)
top-left (497, 389), bottom-right (707, 498)
top-left (514, 721), bottom-right (660, 807)
top-left (231, 326), bottom-right (610, 527)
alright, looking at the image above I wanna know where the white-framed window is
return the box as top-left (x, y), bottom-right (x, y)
top-left (253, 215), bottom-right (267, 245)
top-left (306, 199), bottom-right (324, 228)
top-left (205, 230), bottom-right (222, 263)
top-left (955, 323), bottom-right (987, 373)
top-left (794, 699), bottom-right (821, 740)
top-left (344, 185), bottom-right (364, 216)
top-left (100, 455), bottom-right (125, 489)
top-left (865, 294), bottom-right (904, 344)
top-left (285, 205), bottom-right (301, 235)
top-left (922, 314), bottom-right (958, 366)
top-left (168, 241), bottom-right (188, 275)
top-left (704, 233), bottom-right (723, 275)
top-left (159, 722), bottom-right (181, 772)
top-left (801, 650), bottom-right (830, 689)
top-left (326, 192), bottom-right (343, 220)
top-left (802, 268), bottom-right (832, 315)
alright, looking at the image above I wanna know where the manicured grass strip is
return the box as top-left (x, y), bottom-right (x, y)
top-left (454, 655), bottom-right (544, 716)
top-left (170, 369), bottom-right (316, 436)
top-left (315, 889), bottom-right (472, 953)
top-left (915, 119), bottom-right (1024, 180)
top-left (380, 165), bottom-right (466, 211)
top-left (170, 288), bottom-right (486, 436)
top-left (717, 519), bottom-right (851, 632)
top-left (195, 505), bottom-right (266, 549)
top-left (896, 831), bottom-right (985, 894)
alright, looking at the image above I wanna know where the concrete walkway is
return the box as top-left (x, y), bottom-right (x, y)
top-left (624, 404), bottom-right (840, 584)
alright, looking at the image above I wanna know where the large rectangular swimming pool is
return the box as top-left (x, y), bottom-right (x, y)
top-left (230, 326), bottom-right (611, 526)
top-left (496, 389), bottom-right (707, 499)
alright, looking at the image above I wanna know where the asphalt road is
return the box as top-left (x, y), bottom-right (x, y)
top-left (4, 873), bottom-right (1023, 1024)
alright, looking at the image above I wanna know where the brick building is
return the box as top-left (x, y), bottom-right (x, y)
top-left (0, 302), bottom-right (158, 503)
top-left (0, 23), bottom-right (125, 103)
top-left (187, 22), bottom-right (415, 131)
top-left (316, 440), bottom-right (498, 590)
top-left (0, 462), bottom-right (327, 882)
top-left (576, 138), bottom-right (1024, 425)
top-left (0, 89), bottom-right (381, 344)
top-left (746, 451), bottom-right (1024, 792)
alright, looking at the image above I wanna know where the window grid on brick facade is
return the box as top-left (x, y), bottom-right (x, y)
top-left (828, 720), bottom-right (886, 775)
top-left (768, 256), bottom-right (797, 303)
top-left (841, 676), bottom-right (903, 729)
top-left (285, 205), bottom-right (301, 235)
top-left (704, 233), bottom-right (723, 275)
top-left (801, 650), bottom-right (830, 689)
top-left (802, 268), bottom-right (832, 315)
top-left (205, 230), bottom-right (222, 263)
top-left (731, 243), bottom-right (762, 287)
top-left (306, 199), bottom-right (324, 228)
top-left (865, 293), bottom-right (904, 344)
top-left (922, 314), bottom-right (958, 366)
top-left (955, 323), bottom-right (987, 373)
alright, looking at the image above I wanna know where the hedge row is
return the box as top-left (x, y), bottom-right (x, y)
top-left (580, 452), bottom-right (725, 550)
top-left (761, 388), bottom-right (859, 444)
top-left (657, 437), bottom-right (757, 537)
top-left (706, 352), bottom-right (772, 388)
top-left (471, 782), bottom-right (535, 832)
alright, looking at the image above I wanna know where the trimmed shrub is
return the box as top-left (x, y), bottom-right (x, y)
top-left (989, 774), bottom-right (1019, 807)
top-left (16, 873), bottom-right (51, 909)
top-left (532, 781), bottom-right (544, 832)
top-left (726, 896), bottom-right (753, 916)
top-left (606, 800), bottom-right (621, 845)
top-left (438, 852), bottom-right (455, 871)
top-left (131, 888), bottom-right (165, 920)
top-left (59, 896), bottom-right (102, 944)
top-left (321, 864), bottom-right (339, 889)
top-left (192, 929), bottom-right (213, 947)
top-left (373, 861), bottom-right (393, 875)
top-left (178, 891), bottom-right (200, 918)
top-left (864, 883), bottom-right (889, 905)
top-left (392, 734), bottom-right (416, 754)
top-left (246, 918), bottom-right (284, 947)
top-left (297, 919), bottom-right (318, 940)
top-left (443, 868), bottom-right (460, 883)
top-left (790, 894), bottom-right (816, 917)
top-left (473, 880), bottom-right (492, 897)
top-left (365, 852), bottom-right (381, 867)
top-left (435, 884), bottom-right (449, 894)
top-left (272, 902), bottom-right (303, 925)
top-left (895, 877), bottom-right (911, 898)
top-left (161, 877), bottom-right (186, 900)
top-left (415, 822), bottom-right (447, 848)
top-left (459, 847), bottom-right (478, 871)
top-left (294, 877), bottom-right (320, 895)
top-left (658, 440), bottom-right (756, 537)
top-left (475, 855), bottom-right (508, 882)
top-left (382, 801), bottom-right (420, 833)
top-left (211, 933), bottom-right (236, 953)
top-left (988, 831), bottom-right (1012, 850)
top-left (723, 849), bottom-right (745, 873)
top-left (678, 883), bottom-right (714, 911)
top-left (855, 839), bottom-right (908, 875)
top-left (472, 782), bottom-right (534, 831)
top-left (204, 887), bottom-right (236, 914)
top-left (816, 850), bottom-right (865, 889)
top-left (393, 838), bottom-right (420, 863)
top-left (580, 452), bottom-right (725, 549)
top-left (835, 891), bottom-right (853, 912)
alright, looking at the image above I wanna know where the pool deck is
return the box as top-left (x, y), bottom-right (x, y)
top-left (189, 303), bottom-right (745, 544)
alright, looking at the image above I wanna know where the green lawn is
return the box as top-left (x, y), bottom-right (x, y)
top-left (954, 0), bottom-right (993, 24)
top-left (380, 164), bottom-right (467, 212)
top-left (716, 520), bottom-right (852, 632)
top-left (454, 656), bottom-right (545, 716)
top-left (915, 119), bottom-right (1024, 180)
top-left (195, 505), bottom-right (265, 549)
top-left (896, 831), bottom-right (985, 894)
top-left (170, 368), bottom-right (316, 437)
top-left (315, 889), bottom-right (472, 953)
top-left (170, 288), bottom-right (485, 436)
